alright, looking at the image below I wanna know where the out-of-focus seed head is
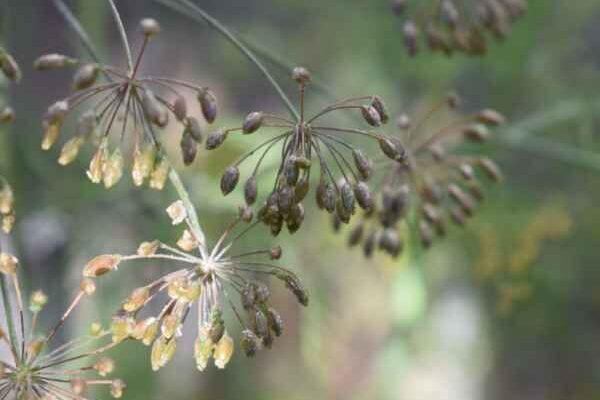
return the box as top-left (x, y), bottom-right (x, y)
top-left (391, 0), bottom-right (407, 15)
top-left (397, 114), bottom-right (412, 130)
top-left (73, 64), bottom-right (99, 90)
top-left (243, 111), bottom-right (264, 134)
top-left (292, 66), bottom-right (311, 85)
top-left (140, 18), bottom-right (161, 37)
top-left (477, 109), bottom-right (506, 126)
top-left (80, 278), bottom-right (97, 296)
top-left (197, 88), bottom-right (218, 124)
top-left (446, 92), bottom-right (461, 109)
top-left (463, 124), bottom-right (490, 142)
top-left (403, 21), bottom-right (419, 57)
top-left (83, 254), bottom-right (122, 278)
top-left (478, 157), bottom-right (503, 182)
top-left (0, 107), bottom-right (15, 124)
top-left (33, 53), bottom-right (73, 70)
top-left (111, 379), bottom-right (126, 398)
top-left (220, 166), bottom-right (240, 195)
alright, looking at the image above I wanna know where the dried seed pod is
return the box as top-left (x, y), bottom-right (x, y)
top-left (180, 131), bottom-right (198, 166)
top-left (477, 109), bottom-right (506, 126)
top-left (286, 203), bottom-right (305, 234)
top-left (253, 309), bottom-right (269, 338)
top-left (0, 253), bottom-right (18, 275)
top-left (380, 228), bottom-right (402, 257)
top-left (83, 254), bottom-right (122, 278)
top-left (363, 231), bottom-right (377, 258)
top-left (419, 220), bottom-right (433, 248)
top-left (447, 183), bottom-right (475, 216)
top-left (110, 379), bottom-right (126, 398)
top-left (0, 107), bottom-right (15, 124)
top-left (140, 18), bottom-right (161, 37)
top-left (220, 166), bottom-right (240, 195)
top-left (266, 307), bottom-right (284, 337)
top-left (340, 181), bottom-right (355, 212)
top-left (450, 207), bottom-right (467, 226)
top-left (378, 137), bottom-right (406, 162)
top-left (354, 182), bottom-right (373, 210)
top-left (244, 176), bottom-right (258, 205)
top-left (58, 136), bottom-right (85, 166)
top-left (33, 53), bottom-right (72, 70)
top-left (241, 284), bottom-right (256, 310)
top-left (213, 332), bottom-right (234, 369)
top-left (73, 64), bottom-right (99, 90)
top-left (206, 129), bottom-right (227, 150)
top-left (361, 105), bottom-right (382, 127)
top-left (284, 160), bottom-right (300, 186)
top-left (254, 282), bottom-right (270, 303)
top-left (294, 177), bottom-right (310, 203)
top-left (103, 149), bottom-right (124, 188)
top-left (0, 53), bottom-right (21, 82)
top-left (208, 308), bottom-right (225, 344)
top-left (241, 329), bottom-right (259, 357)
top-left (173, 96), bottom-right (188, 121)
top-left (197, 88), bottom-right (218, 124)
top-left (468, 181), bottom-right (485, 202)
top-left (352, 149), bottom-right (373, 181)
top-left (149, 157), bottom-right (170, 190)
top-left (76, 110), bottom-right (98, 138)
top-left (371, 96), bottom-right (389, 124)
top-left (458, 164), bottom-right (475, 181)
top-left (186, 117), bottom-right (203, 143)
top-left (478, 157), bottom-right (503, 182)
top-left (280, 273), bottom-right (309, 306)
top-left (142, 89), bottom-right (168, 128)
top-left (278, 186), bottom-right (294, 214)
top-left (243, 111), bottom-right (264, 134)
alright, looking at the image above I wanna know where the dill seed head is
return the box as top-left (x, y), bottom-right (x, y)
top-left (339, 94), bottom-right (505, 258)
top-left (101, 206), bottom-right (307, 371)
top-left (392, 0), bottom-right (529, 57)
top-left (207, 70), bottom-right (402, 233)
top-left (36, 17), bottom-right (219, 189)
top-left (1, 246), bottom-right (125, 398)
top-left (0, 50), bottom-right (21, 82)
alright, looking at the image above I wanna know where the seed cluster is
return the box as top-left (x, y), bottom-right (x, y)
top-left (0, 250), bottom-right (125, 399)
top-left (392, 0), bottom-right (528, 56)
top-left (35, 18), bottom-right (218, 190)
top-left (83, 201), bottom-right (308, 372)
top-left (0, 49), bottom-right (19, 234)
top-left (340, 94), bottom-right (504, 258)
top-left (208, 67), bottom-right (407, 236)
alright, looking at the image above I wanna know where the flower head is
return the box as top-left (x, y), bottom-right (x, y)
top-left (35, 18), bottom-right (218, 189)
top-left (207, 67), bottom-right (406, 235)
top-left (0, 250), bottom-right (125, 399)
top-left (85, 201), bottom-right (308, 372)
top-left (340, 93), bottom-right (505, 258)
top-left (392, 0), bottom-right (528, 56)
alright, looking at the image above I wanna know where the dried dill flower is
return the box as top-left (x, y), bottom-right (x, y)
top-left (0, 177), bottom-right (15, 233)
top-left (35, 18), bottom-right (218, 189)
top-left (391, 0), bottom-right (528, 56)
top-left (0, 248), bottom-right (125, 398)
top-left (342, 93), bottom-right (505, 258)
top-left (84, 200), bottom-right (308, 372)
top-left (208, 67), bottom-right (406, 235)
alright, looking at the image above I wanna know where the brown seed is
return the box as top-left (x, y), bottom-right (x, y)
top-left (186, 116), bottom-right (203, 143)
top-left (220, 166), bottom-right (240, 195)
top-left (354, 182), bottom-right (373, 210)
top-left (244, 176), bottom-right (258, 205)
top-left (180, 131), bottom-right (198, 166)
top-left (266, 307), bottom-right (284, 337)
top-left (294, 177), bottom-right (310, 203)
top-left (361, 105), bottom-right (382, 127)
top-left (348, 223), bottom-right (364, 247)
top-left (142, 90), bottom-right (168, 127)
top-left (463, 124), bottom-right (490, 142)
top-left (478, 157), bottom-right (503, 182)
top-left (197, 88), bottom-right (218, 124)
top-left (352, 149), bottom-right (373, 181)
top-left (73, 64), bottom-right (98, 90)
top-left (173, 96), bottom-right (188, 121)
top-left (206, 129), bottom-right (226, 150)
top-left (241, 329), bottom-right (259, 357)
top-left (378, 137), bottom-right (406, 162)
top-left (0, 53), bottom-right (20, 82)
top-left (371, 96), bottom-right (389, 124)
top-left (243, 111), bottom-right (264, 134)
top-left (477, 109), bottom-right (506, 126)
top-left (270, 245), bottom-right (282, 260)
top-left (33, 53), bottom-right (72, 70)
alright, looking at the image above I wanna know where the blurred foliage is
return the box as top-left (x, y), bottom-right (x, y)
top-left (1, 0), bottom-right (600, 399)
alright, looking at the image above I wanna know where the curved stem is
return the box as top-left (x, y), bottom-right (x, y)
top-left (107, 0), bottom-right (133, 72)
top-left (153, 0), bottom-right (300, 121)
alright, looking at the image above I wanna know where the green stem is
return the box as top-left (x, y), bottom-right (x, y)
top-left (0, 268), bottom-right (17, 352)
top-left (153, 0), bottom-right (300, 122)
top-left (107, 0), bottom-right (133, 72)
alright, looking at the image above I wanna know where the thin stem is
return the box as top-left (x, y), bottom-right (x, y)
top-left (154, 0), bottom-right (300, 121)
top-left (0, 274), bottom-right (17, 360)
top-left (107, 0), bottom-right (133, 72)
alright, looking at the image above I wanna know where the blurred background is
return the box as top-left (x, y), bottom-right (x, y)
top-left (1, 0), bottom-right (600, 399)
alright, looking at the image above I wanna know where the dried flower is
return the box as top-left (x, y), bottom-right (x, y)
top-left (392, 0), bottom-right (528, 56)
top-left (35, 17), bottom-right (217, 189)
top-left (100, 202), bottom-right (307, 371)
top-left (342, 93), bottom-right (505, 258)
top-left (208, 67), bottom-right (404, 235)
top-left (0, 178), bottom-right (15, 233)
